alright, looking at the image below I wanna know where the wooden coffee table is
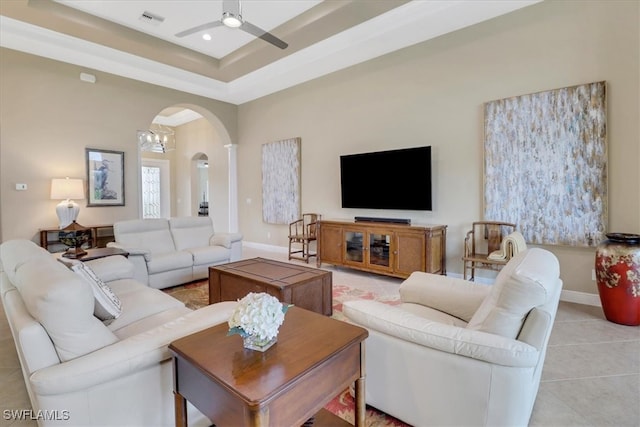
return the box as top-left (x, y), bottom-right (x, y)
top-left (169, 307), bottom-right (368, 426)
top-left (209, 257), bottom-right (333, 316)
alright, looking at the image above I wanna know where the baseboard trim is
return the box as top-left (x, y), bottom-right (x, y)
top-left (443, 273), bottom-right (602, 306)
top-left (242, 241), bottom-right (288, 253)
top-left (242, 244), bottom-right (603, 307)
top-left (560, 290), bottom-right (601, 307)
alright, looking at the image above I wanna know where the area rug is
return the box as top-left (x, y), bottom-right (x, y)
top-left (163, 280), bottom-right (209, 310)
top-left (163, 281), bottom-right (404, 317)
top-left (163, 280), bottom-right (411, 427)
top-left (330, 284), bottom-right (402, 321)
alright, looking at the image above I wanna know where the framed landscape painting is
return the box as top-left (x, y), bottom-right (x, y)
top-left (86, 148), bottom-right (125, 206)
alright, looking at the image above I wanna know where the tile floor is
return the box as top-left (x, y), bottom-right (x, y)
top-left (1, 246), bottom-right (638, 426)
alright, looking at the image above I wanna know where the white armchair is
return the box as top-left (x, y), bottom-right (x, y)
top-left (343, 248), bottom-right (562, 427)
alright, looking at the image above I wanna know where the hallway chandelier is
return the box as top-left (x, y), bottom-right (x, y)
top-left (138, 124), bottom-right (176, 153)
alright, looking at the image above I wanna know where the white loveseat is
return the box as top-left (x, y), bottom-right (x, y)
top-left (0, 239), bottom-right (237, 427)
top-left (343, 248), bottom-right (562, 427)
top-left (108, 217), bottom-right (243, 289)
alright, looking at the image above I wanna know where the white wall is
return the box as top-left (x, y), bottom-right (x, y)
top-left (237, 0), bottom-right (639, 294)
top-left (0, 1), bottom-right (637, 296)
top-left (175, 118), bottom-right (230, 231)
top-left (0, 50), bottom-right (238, 240)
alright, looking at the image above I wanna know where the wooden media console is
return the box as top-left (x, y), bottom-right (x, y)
top-left (317, 219), bottom-right (447, 279)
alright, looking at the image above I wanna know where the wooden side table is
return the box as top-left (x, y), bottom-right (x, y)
top-left (169, 307), bottom-right (368, 426)
top-left (39, 224), bottom-right (115, 251)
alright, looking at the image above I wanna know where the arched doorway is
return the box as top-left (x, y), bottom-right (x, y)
top-left (137, 105), bottom-right (238, 232)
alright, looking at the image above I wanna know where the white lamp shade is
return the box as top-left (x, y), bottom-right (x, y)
top-left (51, 178), bottom-right (84, 229)
top-left (51, 178), bottom-right (84, 200)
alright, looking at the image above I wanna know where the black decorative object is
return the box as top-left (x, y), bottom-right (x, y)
top-left (59, 221), bottom-right (91, 259)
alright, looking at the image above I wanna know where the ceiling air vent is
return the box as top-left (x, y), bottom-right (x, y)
top-left (139, 11), bottom-right (165, 26)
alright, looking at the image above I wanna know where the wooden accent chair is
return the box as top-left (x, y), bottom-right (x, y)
top-left (288, 213), bottom-right (321, 263)
top-left (463, 221), bottom-right (517, 280)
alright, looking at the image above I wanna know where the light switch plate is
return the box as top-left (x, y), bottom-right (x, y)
top-left (15, 183), bottom-right (27, 191)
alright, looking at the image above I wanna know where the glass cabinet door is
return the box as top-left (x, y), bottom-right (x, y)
top-left (369, 233), bottom-right (391, 267)
top-left (345, 231), bottom-right (364, 263)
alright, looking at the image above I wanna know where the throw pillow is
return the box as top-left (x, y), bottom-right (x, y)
top-left (71, 263), bottom-right (122, 324)
top-left (56, 256), bottom-right (81, 269)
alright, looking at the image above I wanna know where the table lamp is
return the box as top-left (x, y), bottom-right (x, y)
top-left (51, 178), bottom-right (84, 229)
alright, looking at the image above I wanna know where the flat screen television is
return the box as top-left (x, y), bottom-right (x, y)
top-left (340, 146), bottom-right (432, 211)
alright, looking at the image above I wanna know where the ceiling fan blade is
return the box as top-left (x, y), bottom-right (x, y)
top-left (223, 0), bottom-right (241, 16)
top-left (240, 21), bottom-right (288, 49)
top-left (175, 21), bottom-right (223, 38)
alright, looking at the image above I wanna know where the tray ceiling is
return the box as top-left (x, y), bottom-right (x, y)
top-left (0, 0), bottom-right (542, 104)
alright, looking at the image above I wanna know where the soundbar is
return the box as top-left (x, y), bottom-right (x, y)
top-left (354, 216), bottom-right (411, 225)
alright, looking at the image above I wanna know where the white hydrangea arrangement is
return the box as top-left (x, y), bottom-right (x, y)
top-left (227, 292), bottom-right (291, 341)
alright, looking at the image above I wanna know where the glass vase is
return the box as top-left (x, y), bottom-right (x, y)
top-left (242, 335), bottom-right (277, 352)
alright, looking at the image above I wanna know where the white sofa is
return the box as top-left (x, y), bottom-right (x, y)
top-left (343, 248), bottom-right (563, 427)
top-left (0, 239), bottom-right (238, 427)
top-left (108, 217), bottom-right (243, 289)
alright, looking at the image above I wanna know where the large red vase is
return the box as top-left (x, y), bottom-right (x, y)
top-left (595, 233), bottom-right (640, 326)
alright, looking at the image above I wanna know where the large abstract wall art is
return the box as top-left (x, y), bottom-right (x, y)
top-left (484, 81), bottom-right (607, 247)
top-left (262, 137), bottom-right (301, 224)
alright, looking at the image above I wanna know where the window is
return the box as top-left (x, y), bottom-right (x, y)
top-left (141, 166), bottom-right (161, 218)
top-left (141, 159), bottom-right (170, 218)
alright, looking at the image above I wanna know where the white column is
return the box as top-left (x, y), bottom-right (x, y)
top-left (225, 144), bottom-right (239, 233)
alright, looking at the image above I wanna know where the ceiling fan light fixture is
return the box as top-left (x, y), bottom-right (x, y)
top-left (222, 12), bottom-right (242, 28)
top-left (175, 0), bottom-right (286, 49)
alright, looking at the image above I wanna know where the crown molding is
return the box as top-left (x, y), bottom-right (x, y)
top-left (0, 1), bottom-right (541, 104)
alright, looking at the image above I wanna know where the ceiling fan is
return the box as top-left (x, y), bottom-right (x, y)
top-left (175, 0), bottom-right (288, 49)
